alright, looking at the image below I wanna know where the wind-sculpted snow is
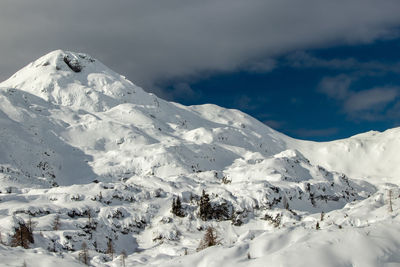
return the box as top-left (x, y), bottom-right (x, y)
top-left (290, 129), bottom-right (400, 185)
top-left (0, 50), bottom-right (398, 266)
top-left (0, 88), bottom-right (96, 188)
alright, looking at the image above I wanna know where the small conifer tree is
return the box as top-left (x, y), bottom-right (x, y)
top-left (52, 214), bottom-right (61, 230)
top-left (199, 190), bottom-right (212, 221)
top-left (171, 196), bottom-right (185, 217)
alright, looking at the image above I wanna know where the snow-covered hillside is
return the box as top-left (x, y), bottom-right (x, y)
top-left (0, 50), bottom-right (398, 267)
top-left (290, 129), bottom-right (400, 185)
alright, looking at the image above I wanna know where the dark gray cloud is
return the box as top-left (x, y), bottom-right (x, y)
top-left (1, 0), bottom-right (400, 95)
top-left (167, 83), bottom-right (200, 102)
top-left (287, 51), bottom-right (400, 74)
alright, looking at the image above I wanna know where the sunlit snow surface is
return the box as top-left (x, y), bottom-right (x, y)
top-left (0, 50), bottom-right (399, 266)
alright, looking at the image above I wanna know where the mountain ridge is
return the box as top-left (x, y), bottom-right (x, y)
top-left (0, 50), bottom-right (398, 267)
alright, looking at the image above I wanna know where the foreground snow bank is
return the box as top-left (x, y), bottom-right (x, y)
top-left (150, 189), bottom-right (400, 267)
top-left (158, 221), bottom-right (400, 267)
top-left (0, 245), bottom-right (83, 267)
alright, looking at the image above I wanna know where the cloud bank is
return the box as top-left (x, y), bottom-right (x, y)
top-left (1, 0), bottom-right (400, 97)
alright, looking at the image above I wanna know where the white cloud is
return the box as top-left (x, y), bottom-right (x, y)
top-left (344, 87), bottom-right (399, 112)
top-left (318, 74), bottom-right (400, 120)
top-left (318, 75), bottom-right (354, 100)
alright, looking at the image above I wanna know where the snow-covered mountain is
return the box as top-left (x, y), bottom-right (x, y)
top-left (0, 50), bottom-right (398, 267)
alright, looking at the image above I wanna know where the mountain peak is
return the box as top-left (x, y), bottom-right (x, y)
top-left (30, 49), bottom-right (96, 73)
top-left (0, 50), bottom-right (153, 111)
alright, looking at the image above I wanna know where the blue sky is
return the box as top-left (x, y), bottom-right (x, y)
top-left (161, 38), bottom-right (400, 141)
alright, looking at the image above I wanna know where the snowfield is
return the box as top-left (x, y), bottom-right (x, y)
top-left (0, 50), bottom-right (399, 267)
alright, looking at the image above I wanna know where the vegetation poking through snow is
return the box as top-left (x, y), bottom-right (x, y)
top-left (10, 219), bottom-right (35, 249)
top-left (171, 196), bottom-right (185, 217)
top-left (197, 226), bottom-right (220, 251)
top-left (199, 190), bottom-right (212, 221)
top-left (78, 242), bottom-right (89, 265)
top-left (263, 213), bottom-right (282, 228)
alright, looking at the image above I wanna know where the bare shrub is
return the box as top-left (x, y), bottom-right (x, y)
top-left (221, 176), bottom-right (232, 184)
top-left (197, 226), bottom-right (220, 251)
top-left (106, 238), bottom-right (114, 259)
top-left (11, 219), bottom-right (35, 249)
top-left (78, 242), bottom-right (89, 265)
top-left (264, 213), bottom-right (281, 228)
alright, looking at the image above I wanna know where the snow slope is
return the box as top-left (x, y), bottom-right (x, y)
top-left (290, 129), bottom-right (400, 185)
top-left (0, 50), bottom-right (398, 266)
top-left (0, 50), bottom-right (290, 187)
